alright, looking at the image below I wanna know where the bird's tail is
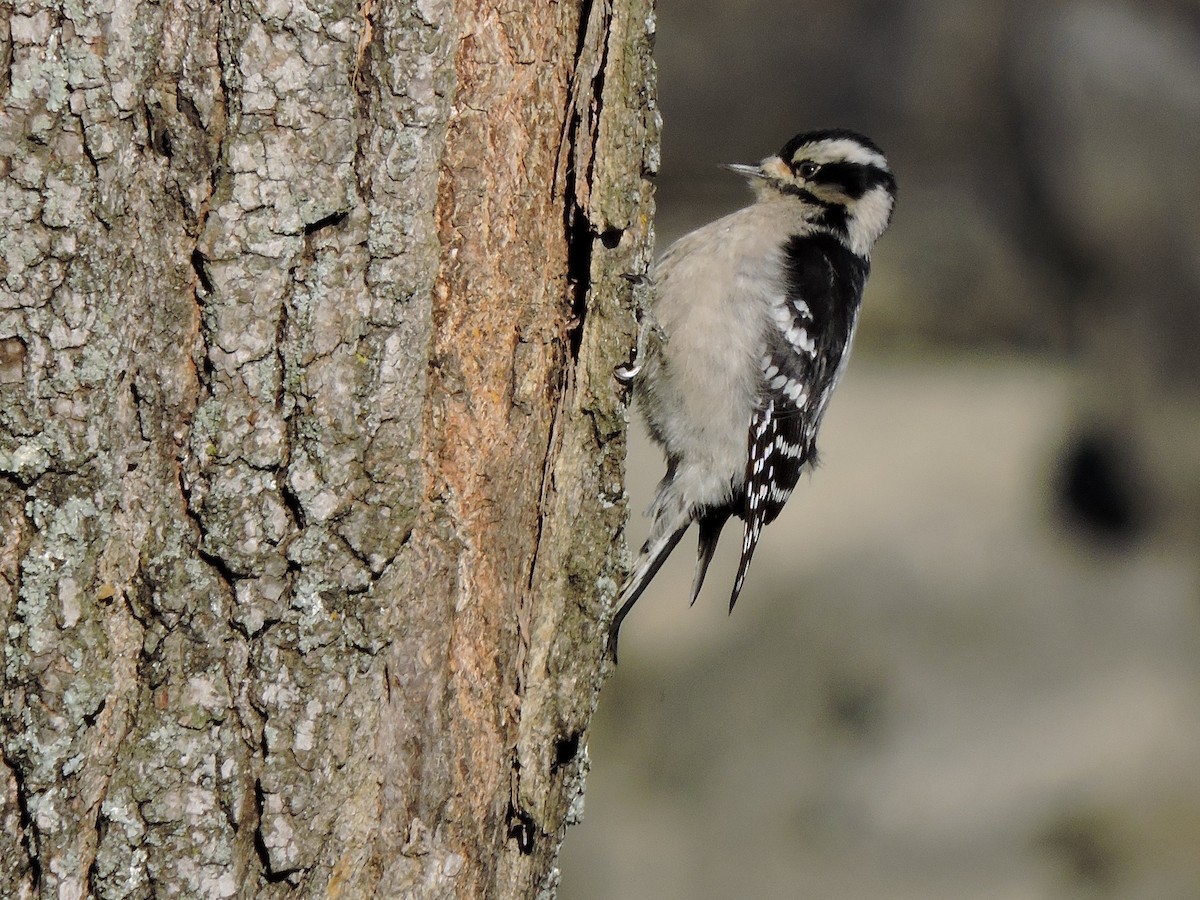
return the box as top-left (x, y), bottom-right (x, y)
top-left (690, 509), bottom-right (731, 606)
top-left (729, 514), bottom-right (764, 613)
top-left (607, 506), bottom-right (691, 662)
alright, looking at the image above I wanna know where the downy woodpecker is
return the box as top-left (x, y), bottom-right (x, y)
top-left (610, 129), bottom-right (896, 660)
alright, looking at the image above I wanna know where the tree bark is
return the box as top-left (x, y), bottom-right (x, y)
top-left (0, 0), bottom-right (657, 894)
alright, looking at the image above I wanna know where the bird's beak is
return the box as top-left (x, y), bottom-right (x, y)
top-left (723, 163), bottom-right (766, 180)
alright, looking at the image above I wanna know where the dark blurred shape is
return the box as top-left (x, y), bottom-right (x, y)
top-left (1056, 430), bottom-right (1143, 540)
top-left (1036, 810), bottom-right (1122, 889)
top-left (823, 671), bottom-right (886, 740)
top-left (554, 731), bottom-right (583, 769)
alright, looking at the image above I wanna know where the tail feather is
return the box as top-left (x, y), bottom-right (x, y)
top-left (731, 402), bottom-right (777, 612)
top-left (729, 513), bottom-right (765, 613)
top-left (690, 509), bottom-right (731, 606)
top-left (608, 516), bottom-right (689, 663)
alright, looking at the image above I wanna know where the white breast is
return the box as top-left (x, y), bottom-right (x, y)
top-left (637, 201), bottom-right (808, 510)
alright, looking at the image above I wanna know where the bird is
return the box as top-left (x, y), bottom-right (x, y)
top-left (608, 128), bottom-right (896, 661)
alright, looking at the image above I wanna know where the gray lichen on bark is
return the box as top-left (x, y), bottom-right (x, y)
top-left (0, 0), bottom-right (656, 895)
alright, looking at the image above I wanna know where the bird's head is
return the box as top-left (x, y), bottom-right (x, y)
top-left (728, 129), bottom-right (897, 256)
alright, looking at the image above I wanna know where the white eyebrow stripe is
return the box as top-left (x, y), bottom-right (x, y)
top-left (805, 138), bottom-right (889, 170)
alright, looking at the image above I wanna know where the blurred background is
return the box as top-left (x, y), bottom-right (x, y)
top-left (561, 1), bottom-right (1200, 897)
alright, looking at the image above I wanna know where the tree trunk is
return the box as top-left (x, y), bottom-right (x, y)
top-left (0, 0), bottom-right (657, 894)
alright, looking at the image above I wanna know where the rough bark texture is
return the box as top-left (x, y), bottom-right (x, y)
top-left (0, 0), bottom-right (657, 895)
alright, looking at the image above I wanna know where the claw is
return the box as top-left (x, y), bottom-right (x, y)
top-left (616, 297), bottom-right (656, 388)
top-left (614, 361), bottom-right (642, 384)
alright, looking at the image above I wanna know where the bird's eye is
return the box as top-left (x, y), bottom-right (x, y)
top-left (796, 161), bottom-right (820, 178)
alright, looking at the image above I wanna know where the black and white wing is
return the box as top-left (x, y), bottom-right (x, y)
top-left (729, 233), bottom-right (869, 610)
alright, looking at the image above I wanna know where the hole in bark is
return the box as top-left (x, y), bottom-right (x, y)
top-left (87, 852), bottom-right (100, 895)
top-left (6, 759), bottom-right (42, 889)
top-left (82, 697), bottom-right (106, 728)
top-left (277, 470), bottom-right (306, 529)
top-left (302, 210), bottom-right (348, 236)
top-left (155, 129), bottom-right (173, 158)
top-left (176, 89), bottom-right (204, 130)
top-left (553, 731), bottom-right (581, 769)
top-left (564, 207), bottom-right (591, 362)
top-left (599, 227), bottom-right (622, 249)
top-left (253, 779), bottom-right (302, 883)
top-left (144, 103), bottom-right (173, 158)
top-left (190, 249), bottom-right (214, 294)
top-left (572, 0), bottom-right (595, 59)
top-left (87, 811), bottom-right (110, 893)
top-left (507, 803), bottom-right (537, 855)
